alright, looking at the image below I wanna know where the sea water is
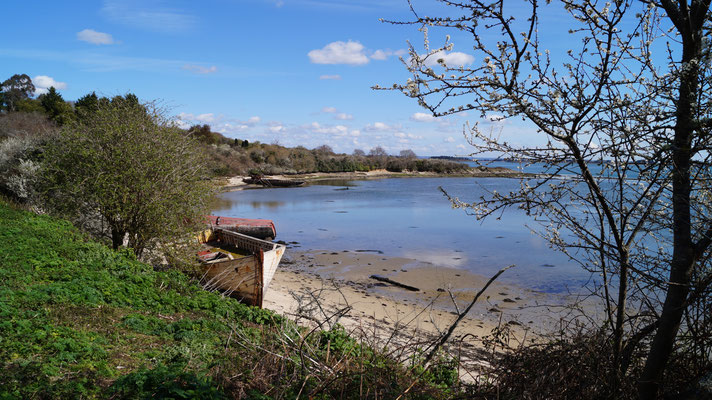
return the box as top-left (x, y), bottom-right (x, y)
top-left (213, 177), bottom-right (595, 294)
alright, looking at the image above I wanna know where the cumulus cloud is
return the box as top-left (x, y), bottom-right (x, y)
top-left (308, 41), bottom-right (369, 65)
top-left (319, 74), bottom-right (342, 80)
top-left (370, 48), bottom-right (406, 61)
top-left (33, 75), bottom-right (67, 95)
top-left (182, 64), bottom-right (218, 74)
top-left (77, 29), bottom-right (115, 45)
top-left (305, 122), bottom-right (349, 135)
top-left (246, 116), bottom-right (261, 125)
top-left (444, 136), bottom-right (455, 143)
top-left (422, 50), bottom-right (474, 67)
top-left (365, 122), bottom-right (398, 131)
top-left (410, 112), bottom-right (435, 122)
top-left (394, 132), bottom-right (423, 140)
top-left (322, 107), bottom-right (353, 121)
top-left (371, 49), bottom-right (388, 60)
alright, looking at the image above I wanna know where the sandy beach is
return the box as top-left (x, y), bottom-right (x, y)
top-left (263, 249), bottom-right (589, 362)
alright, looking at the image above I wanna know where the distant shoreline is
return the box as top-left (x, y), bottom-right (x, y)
top-left (220, 167), bottom-right (532, 191)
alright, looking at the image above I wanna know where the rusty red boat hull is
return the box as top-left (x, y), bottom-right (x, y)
top-left (205, 215), bottom-right (276, 240)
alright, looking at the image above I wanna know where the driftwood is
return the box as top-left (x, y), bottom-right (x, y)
top-left (369, 275), bottom-right (420, 292)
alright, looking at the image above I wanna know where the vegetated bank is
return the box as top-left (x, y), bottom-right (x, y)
top-left (0, 201), bottom-right (463, 399)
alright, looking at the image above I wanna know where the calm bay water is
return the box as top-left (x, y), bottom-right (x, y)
top-left (213, 177), bottom-right (594, 293)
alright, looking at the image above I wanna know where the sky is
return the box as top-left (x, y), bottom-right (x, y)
top-left (0, 0), bottom-right (660, 156)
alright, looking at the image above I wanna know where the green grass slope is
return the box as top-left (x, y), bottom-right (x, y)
top-left (0, 203), bottom-right (458, 399)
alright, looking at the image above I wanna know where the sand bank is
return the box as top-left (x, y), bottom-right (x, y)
top-left (220, 168), bottom-right (527, 192)
top-left (263, 250), bottom-right (588, 356)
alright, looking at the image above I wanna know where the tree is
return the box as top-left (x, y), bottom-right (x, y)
top-left (368, 146), bottom-right (388, 157)
top-left (352, 148), bottom-right (366, 156)
top-left (38, 87), bottom-right (73, 126)
top-left (41, 95), bottom-right (215, 258)
top-left (314, 144), bottom-right (335, 154)
top-left (74, 92), bottom-right (100, 118)
top-left (399, 149), bottom-right (417, 159)
top-left (1, 74), bottom-right (35, 111)
top-left (385, 1), bottom-right (712, 397)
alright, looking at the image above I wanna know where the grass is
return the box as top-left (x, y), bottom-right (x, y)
top-left (0, 202), bottom-right (459, 399)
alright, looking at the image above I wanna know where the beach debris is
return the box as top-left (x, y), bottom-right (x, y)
top-left (369, 274), bottom-right (420, 292)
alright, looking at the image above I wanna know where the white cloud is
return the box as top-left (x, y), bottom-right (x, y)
top-left (322, 106), bottom-right (337, 113)
top-left (410, 112), bottom-right (435, 122)
top-left (195, 113), bottom-right (214, 123)
top-left (319, 74), bottom-right (341, 80)
top-left (305, 122), bottom-right (349, 135)
top-left (182, 64), bottom-right (218, 74)
top-left (33, 75), bottom-right (67, 95)
top-left (394, 132), bottom-right (422, 139)
top-left (308, 41), bottom-right (369, 65)
top-left (335, 113), bottom-right (353, 120)
top-left (444, 136), bottom-right (455, 143)
top-left (77, 29), bottom-right (115, 45)
top-left (422, 50), bottom-right (474, 67)
top-left (365, 121), bottom-right (398, 131)
top-left (370, 49), bottom-right (388, 60)
top-left (246, 116), bottom-right (261, 125)
top-left (269, 125), bottom-right (284, 133)
top-left (370, 48), bottom-right (407, 61)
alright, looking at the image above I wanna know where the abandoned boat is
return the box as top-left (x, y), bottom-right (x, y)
top-left (197, 227), bottom-right (285, 307)
top-left (242, 177), bottom-right (306, 187)
top-left (205, 215), bottom-right (276, 240)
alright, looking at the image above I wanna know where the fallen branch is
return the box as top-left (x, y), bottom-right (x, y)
top-left (369, 274), bottom-right (420, 292)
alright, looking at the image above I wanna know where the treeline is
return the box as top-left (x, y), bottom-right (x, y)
top-left (188, 124), bottom-right (471, 176)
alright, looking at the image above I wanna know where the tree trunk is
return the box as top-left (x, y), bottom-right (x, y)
top-left (638, 4), bottom-right (702, 396)
top-left (111, 228), bottom-right (125, 250)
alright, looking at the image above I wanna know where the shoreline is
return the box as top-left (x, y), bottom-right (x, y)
top-left (219, 167), bottom-right (532, 192)
top-left (263, 249), bottom-right (591, 354)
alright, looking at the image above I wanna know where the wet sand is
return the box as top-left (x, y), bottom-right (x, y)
top-left (263, 250), bottom-right (592, 355)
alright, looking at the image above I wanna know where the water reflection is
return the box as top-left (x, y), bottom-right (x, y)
top-left (249, 201), bottom-right (285, 210)
top-left (405, 249), bottom-right (468, 269)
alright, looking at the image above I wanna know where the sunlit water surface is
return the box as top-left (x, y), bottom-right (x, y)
top-left (213, 177), bottom-right (595, 293)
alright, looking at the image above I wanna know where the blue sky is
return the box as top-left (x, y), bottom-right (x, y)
top-left (1, 0), bottom-right (658, 156)
top-left (2, 0), bottom-right (499, 155)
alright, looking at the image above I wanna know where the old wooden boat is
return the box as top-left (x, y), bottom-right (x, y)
top-left (197, 227), bottom-right (285, 307)
top-left (205, 215), bottom-right (276, 240)
top-left (242, 177), bottom-right (306, 187)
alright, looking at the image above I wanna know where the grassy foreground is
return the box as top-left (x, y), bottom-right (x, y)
top-left (0, 202), bottom-right (458, 399)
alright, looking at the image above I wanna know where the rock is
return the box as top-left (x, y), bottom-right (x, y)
top-left (503, 298), bottom-right (516, 303)
top-left (436, 288), bottom-right (446, 292)
top-left (488, 307), bottom-right (502, 313)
